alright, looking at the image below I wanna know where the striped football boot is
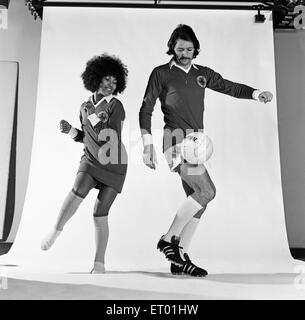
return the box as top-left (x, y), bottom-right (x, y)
top-left (170, 253), bottom-right (208, 277)
top-left (157, 235), bottom-right (185, 265)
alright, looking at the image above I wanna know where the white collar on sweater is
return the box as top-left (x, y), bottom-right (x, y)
top-left (91, 93), bottom-right (114, 108)
top-left (169, 59), bottom-right (199, 73)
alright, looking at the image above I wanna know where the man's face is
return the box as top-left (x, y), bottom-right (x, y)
top-left (173, 39), bottom-right (195, 68)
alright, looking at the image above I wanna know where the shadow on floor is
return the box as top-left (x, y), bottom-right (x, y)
top-left (206, 273), bottom-right (298, 285)
top-left (68, 270), bottom-right (299, 285)
top-left (0, 264), bottom-right (18, 267)
top-left (69, 270), bottom-right (204, 280)
top-left (0, 277), bottom-right (206, 300)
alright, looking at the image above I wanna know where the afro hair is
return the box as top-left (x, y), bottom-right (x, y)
top-left (81, 53), bottom-right (128, 95)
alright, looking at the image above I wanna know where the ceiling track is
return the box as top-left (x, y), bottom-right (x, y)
top-left (24, 1), bottom-right (305, 30)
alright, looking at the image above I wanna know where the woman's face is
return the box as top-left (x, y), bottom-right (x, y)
top-left (98, 75), bottom-right (117, 96)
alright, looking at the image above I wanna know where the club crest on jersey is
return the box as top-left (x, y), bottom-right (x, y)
top-left (197, 76), bottom-right (207, 88)
top-left (97, 110), bottom-right (109, 123)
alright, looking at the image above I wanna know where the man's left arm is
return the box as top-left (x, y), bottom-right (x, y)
top-left (253, 90), bottom-right (273, 104)
top-left (206, 67), bottom-right (273, 103)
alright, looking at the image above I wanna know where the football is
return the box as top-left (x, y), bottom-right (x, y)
top-left (181, 132), bottom-right (213, 165)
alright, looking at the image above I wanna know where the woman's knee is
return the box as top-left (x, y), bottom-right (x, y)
top-left (72, 184), bottom-right (91, 198)
top-left (94, 186), bottom-right (118, 217)
top-left (72, 187), bottom-right (89, 198)
top-left (93, 199), bottom-right (109, 217)
top-left (93, 210), bottom-right (109, 217)
top-left (72, 172), bottom-right (95, 198)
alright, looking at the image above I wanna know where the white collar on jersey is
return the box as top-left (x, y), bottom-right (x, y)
top-left (90, 93), bottom-right (114, 108)
top-left (169, 59), bottom-right (199, 73)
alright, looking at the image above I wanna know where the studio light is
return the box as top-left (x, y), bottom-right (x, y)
top-left (24, 0), bottom-right (43, 20)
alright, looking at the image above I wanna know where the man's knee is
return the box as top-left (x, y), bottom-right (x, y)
top-left (195, 187), bottom-right (216, 207)
top-left (207, 187), bottom-right (216, 202)
top-left (194, 207), bottom-right (206, 218)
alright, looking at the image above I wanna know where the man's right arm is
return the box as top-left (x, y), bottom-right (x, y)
top-left (139, 68), bottom-right (162, 136)
top-left (139, 67), bottom-right (162, 169)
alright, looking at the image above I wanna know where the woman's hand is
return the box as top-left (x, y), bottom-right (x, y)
top-left (59, 120), bottom-right (72, 134)
top-left (83, 101), bottom-right (95, 116)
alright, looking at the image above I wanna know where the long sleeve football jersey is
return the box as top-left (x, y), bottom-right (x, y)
top-left (139, 61), bottom-right (256, 151)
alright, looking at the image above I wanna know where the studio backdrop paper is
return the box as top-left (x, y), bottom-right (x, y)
top-left (2, 7), bottom-right (298, 273)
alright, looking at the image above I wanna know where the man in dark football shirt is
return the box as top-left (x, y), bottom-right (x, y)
top-left (139, 24), bottom-right (273, 277)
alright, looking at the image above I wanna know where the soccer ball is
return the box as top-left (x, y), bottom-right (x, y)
top-left (181, 132), bottom-right (213, 165)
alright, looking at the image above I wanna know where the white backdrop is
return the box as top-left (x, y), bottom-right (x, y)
top-left (1, 8), bottom-right (298, 273)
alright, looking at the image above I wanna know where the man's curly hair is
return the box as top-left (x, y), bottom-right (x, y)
top-left (81, 54), bottom-right (128, 95)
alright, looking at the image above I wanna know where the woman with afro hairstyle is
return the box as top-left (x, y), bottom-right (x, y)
top-left (41, 54), bottom-right (128, 273)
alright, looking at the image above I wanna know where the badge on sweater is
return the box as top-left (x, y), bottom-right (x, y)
top-left (97, 105), bottom-right (112, 123)
top-left (97, 110), bottom-right (109, 123)
top-left (197, 76), bottom-right (207, 88)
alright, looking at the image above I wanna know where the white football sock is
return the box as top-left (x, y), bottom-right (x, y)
top-left (41, 191), bottom-right (83, 251)
top-left (179, 217), bottom-right (200, 253)
top-left (54, 191), bottom-right (83, 231)
top-left (90, 261), bottom-right (106, 274)
top-left (41, 228), bottom-right (61, 250)
top-left (164, 196), bottom-right (202, 242)
top-left (93, 216), bottom-right (109, 266)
